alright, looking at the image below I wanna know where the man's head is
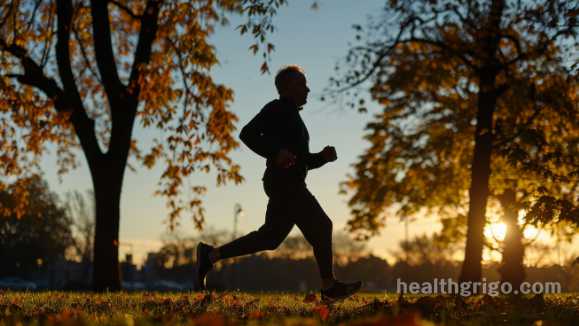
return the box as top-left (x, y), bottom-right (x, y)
top-left (275, 65), bottom-right (310, 107)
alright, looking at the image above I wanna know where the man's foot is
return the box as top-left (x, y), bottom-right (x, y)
top-left (194, 242), bottom-right (214, 291)
top-left (321, 280), bottom-right (362, 304)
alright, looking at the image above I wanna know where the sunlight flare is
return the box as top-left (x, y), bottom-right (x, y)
top-left (484, 222), bottom-right (507, 241)
top-left (523, 225), bottom-right (539, 239)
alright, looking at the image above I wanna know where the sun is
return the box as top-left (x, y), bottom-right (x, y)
top-left (523, 225), bottom-right (539, 239)
top-left (484, 222), bottom-right (507, 241)
top-left (484, 222), bottom-right (541, 242)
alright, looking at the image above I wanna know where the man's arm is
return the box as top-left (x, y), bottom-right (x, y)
top-left (306, 146), bottom-right (337, 170)
top-left (306, 151), bottom-right (327, 170)
top-left (239, 106), bottom-right (282, 160)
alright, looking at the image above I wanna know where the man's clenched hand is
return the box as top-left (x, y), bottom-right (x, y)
top-left (321, 146), bottom-right (337, 163)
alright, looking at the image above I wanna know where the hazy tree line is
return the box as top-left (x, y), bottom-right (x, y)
top-left (0, 177), bottom-right (92, 280)
top-left (1, 175), bottom-right (577, 292)
top-left (143, 231), bottom-right (579, 292)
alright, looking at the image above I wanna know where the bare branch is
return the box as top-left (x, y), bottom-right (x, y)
top-left (0, 38), bottom-right (63, 101)
top-left (333, 24), bottom-right (406, 93)
top-left (405, 37), bottom-right (478, 71)
top-left (71, 20), bottom-right (102, 84)
top-left (166, 37), bottom-right (193, 106)
top-left (0, 1), bottom-right (14, 30)
top-left (25, 0), bottom-right (43, 32)
top-left (108, 0), bottom-right (142, 20)
top-left (89, 0), bottom-right (125, 100)
top-left (56, 0), bottom-right (82, 102)
top-left (333, 13), bottom-right (480, 96)
top-left (503, 30), bottom-right (565, 67)
top-left (40, 3), bottom-right (56, 67)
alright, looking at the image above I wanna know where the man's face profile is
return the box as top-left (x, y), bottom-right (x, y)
top-left (283, 72), bottom-right (310, 107)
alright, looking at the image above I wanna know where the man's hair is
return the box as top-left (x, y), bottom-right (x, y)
top-left (275, 65), bottom-right (305, 94)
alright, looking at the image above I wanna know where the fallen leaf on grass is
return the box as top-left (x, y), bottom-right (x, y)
top-left (248, 310), bottom-right (266, 319)
top-left (313, 304), bottom-right (330, 321)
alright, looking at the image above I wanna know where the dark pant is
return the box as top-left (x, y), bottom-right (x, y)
top-left (217, 176), bottom-right (334, 280)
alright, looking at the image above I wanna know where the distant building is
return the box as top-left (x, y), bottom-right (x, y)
top-left (46, 256), bottom-right (88, 289)
top-left (121, 254), bottom-right (137, 282)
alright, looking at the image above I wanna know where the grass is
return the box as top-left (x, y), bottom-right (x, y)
top-left (0, 291), bottom-right (578, 325)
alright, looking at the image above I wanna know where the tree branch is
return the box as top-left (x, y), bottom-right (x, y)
top-left (71, 20), bottom-right (102, 84)
top-left (109, 0), bottom-right (160, 159)
top-left (128, 0), bottom-right (161, 99)
top-left (108, 0), bottom-right (142, 20)
top-left (0, 38), bottom-right (103, 161)
top-left (0, 38), bottom-right (63, 101)
top-left (56, 0), bottom-right (82, 102)
top-left (333, 25), bottom-right (406, 93)
top-left (167, 37), bottom-right (193, 106)
top-left (0, 1), bottom-right (14, 31)
top-left (25, 0), bottom-right (43, 32)
top-left (405, 37), bottom-right (478, 71)
top-left (89, 0), bottom-right (125, 100)
top-left (39, 3), bottom-right (56, 67)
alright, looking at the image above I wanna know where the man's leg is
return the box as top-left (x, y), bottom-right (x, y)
top-left (195, 180), bottom-right (295, 290)
top-left (213, 195), bottom-right (294, 261)
top-left (293, 188), bottom-right (362, 302)
top-left (293, 188), bottom-right (335, 287)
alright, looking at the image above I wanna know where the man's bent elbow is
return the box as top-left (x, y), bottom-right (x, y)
top-left (239, 126), bottom-right (250, 146)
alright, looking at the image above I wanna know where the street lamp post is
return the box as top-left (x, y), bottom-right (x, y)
top-left (231, 203), bottom-right (244, 290)
top-left (233, 203), bottom-right (243, 240)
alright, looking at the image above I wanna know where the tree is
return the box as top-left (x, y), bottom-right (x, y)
top-left (328, 0), bottom-right (577, 284)
top-left (0, 0), bottom-right (288, 291)
top-left (0, 175), bottom-right (74, 277)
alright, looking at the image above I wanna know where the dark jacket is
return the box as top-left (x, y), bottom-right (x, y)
top-left (240, 98), bottom-right (327, 182)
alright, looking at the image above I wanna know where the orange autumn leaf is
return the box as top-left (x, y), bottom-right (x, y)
top-left (313, 304), bottom-right (330, 321)
top-left (248, 310), bottom-right (266, 319)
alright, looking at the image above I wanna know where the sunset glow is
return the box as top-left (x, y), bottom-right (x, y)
top-left (484, 222), bottom-right (507, 241)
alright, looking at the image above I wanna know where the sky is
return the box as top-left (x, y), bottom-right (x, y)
top-left (38, 0), bottom-right (576, 266)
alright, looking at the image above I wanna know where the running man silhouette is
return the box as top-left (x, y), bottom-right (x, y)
top-left (195, 65), bottom-right (362, 302)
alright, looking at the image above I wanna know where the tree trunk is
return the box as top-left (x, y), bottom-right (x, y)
top-left (498, 189), bottom-right (525, 289)
top-left (85, 99), bottom-right (135, 291)
top-left (460, 0), bottom-right (505, 284)
top-left (460, 70), bottom-right (496, 283)
top-left (90, 159), bottom-right (125, 291)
